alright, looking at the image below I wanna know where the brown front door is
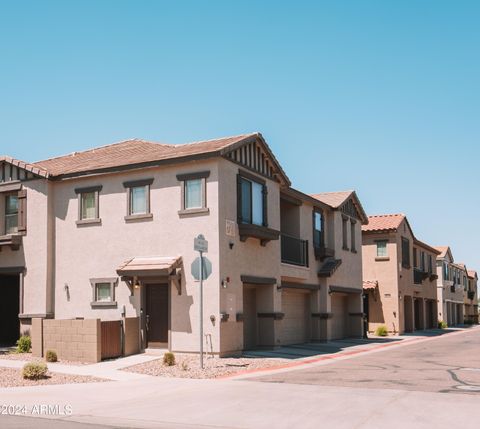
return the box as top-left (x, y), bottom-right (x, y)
top-left (146, 284), bottom-right (169, 347)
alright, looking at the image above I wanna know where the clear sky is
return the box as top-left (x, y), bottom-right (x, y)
top-left (1, 1), bottom-right (478, 270)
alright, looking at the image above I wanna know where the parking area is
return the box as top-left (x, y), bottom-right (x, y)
top-left (251, 326), bottom-right (480, 395)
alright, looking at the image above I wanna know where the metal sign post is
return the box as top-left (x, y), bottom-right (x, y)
top-left (194, 234), bottom-right (208, 369)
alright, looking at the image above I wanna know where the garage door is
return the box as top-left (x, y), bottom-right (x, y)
top-left (331, 294), bottom-right (348, 340)
top-left (281, 290), bottom-right (309, 345)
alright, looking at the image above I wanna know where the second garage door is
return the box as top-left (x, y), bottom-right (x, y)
top-left (281, 290), bottom-right (310, 345)
top-left (330, 294), bottom-right (349, 340)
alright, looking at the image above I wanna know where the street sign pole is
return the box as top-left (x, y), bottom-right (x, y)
top-left (199, 250), bottom-right (204, 369)
top-left (194, 234), bottom-right (208, 370)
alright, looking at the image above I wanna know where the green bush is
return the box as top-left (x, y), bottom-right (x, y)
top-left (16, 335), bottom-right (31, 353)
top-left (22, 362), bottom-right (48, 380)
top-left (45, 350), bottom-right (58, 363)
top-left (375, 325), bottom-right (388, 337)
top-left (438, 320), bottom-right (448, 329)
top-left (163, 352), bottom-right (176, 366)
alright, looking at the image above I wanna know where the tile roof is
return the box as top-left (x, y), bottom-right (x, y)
top-left (310, 190), bottom-right (368, 224)
top-left (361, 214), bottom-right (405, 233)
top-left (433, 246), bottom-right (450, 258)
top-left (0, 155), bottom-right (49, 178)
top-left (468, 270), bottom-right (478, 279)
top-left (310, 191), bottom-right (354, 208)
top-left (117, 256), bottom-right (182, 276)
top-left (32, 133), bottom-right (261, 178)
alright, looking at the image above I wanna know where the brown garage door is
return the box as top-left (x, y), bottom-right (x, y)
top-left (331, 294), bottom-right (348, 340)
top-left (281, 290), bottom-right (309, 345)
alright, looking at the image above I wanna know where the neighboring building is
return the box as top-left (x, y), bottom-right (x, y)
top-left (362, 214), bottom-right (440, 334)
top-left (465, 270), bottom-right (478, 324)
top-left (0, 133), bottom-right (367, 358)
top-left (434, 247), bottom-right (465, 326)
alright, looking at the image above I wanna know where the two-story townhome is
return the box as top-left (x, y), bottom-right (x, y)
top-left (276, 190), bottom-right (368, 344)
top-left (0, 133), bottom-right (368, 359)
top-left (434, 246), bottom-right (465, 326)
top-left (362, 214), bottom-right (440, 334)
top-left (465, 270), bottom-right (478, 324)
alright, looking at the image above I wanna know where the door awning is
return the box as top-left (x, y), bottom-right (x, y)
top-left (363, 280), bottom-right (378, 291)
top-left (117, 256), bottom-right (182, 277)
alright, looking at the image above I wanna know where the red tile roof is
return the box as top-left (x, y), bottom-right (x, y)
top-left (361, 214), bottom-right (405, 233)
top-left (433, 246), bottom-right (450, 258)
top-left (33, 134), bottom-right (258, 177)
top-left (363, 280), bottom-right (378, 290)
top-left (310, 190), bottom-right (368, 224)
top-left (310, 191), bottom-right (354, 208)
top-left (468, 270), bottom-right (478, 279)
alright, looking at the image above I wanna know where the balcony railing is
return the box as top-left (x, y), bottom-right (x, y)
top-left (468, 291), bottom-right (475, 300)
top-left (281, 233), bottom-right (308, 267)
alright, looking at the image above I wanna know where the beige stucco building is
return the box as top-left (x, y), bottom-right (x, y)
top-left (434, 247), bottom-right (466, 326)
top-left (465, 270), bottom-right (478, 324)
top-left (362, 214), bottom-right (440, 334)
top-left (0, 133), bottom-right (368, 359)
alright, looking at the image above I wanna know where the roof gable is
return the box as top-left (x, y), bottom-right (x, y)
top-left (0, 156), bottom-right (49, 182)
top-left (311, 191), bottom-right (368, 224)
top-left (222, 134), bottom-right (290, 186)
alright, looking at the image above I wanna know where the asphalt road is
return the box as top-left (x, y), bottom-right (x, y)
top-left (252, 327), bottom-right (480, 395)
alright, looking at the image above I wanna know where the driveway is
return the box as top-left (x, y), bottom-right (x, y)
top-left (251, 326), bottom-right (480, 394)
top-left (1, 327), bottom-right (479, 429)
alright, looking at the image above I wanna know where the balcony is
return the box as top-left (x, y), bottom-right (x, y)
top-left (281, 233), bottom-right (308, 267)
top-left (468, 291), bottom-right (475, 300)
top-left (413, 269), bottom-right (425, 285)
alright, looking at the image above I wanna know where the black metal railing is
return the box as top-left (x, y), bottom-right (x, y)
top-left (281, 233), bottom-right (308, 267)
top-left (468, 291), bottom-right (475, 300)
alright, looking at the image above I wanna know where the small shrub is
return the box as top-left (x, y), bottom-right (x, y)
top-left (163, 352), bottom-right (176, 366)
top-left (438, 320), bottom-right (448, 329)
top-left (22, 362), bottom-right (48, 380)
top-left (45, 350), bottom-right (58, 363)
top-left (375, 326), bottom-right (388, 337)
top-left (16, 335), bottom-right (31, 353)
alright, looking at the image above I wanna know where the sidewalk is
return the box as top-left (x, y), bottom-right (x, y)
top-left (0, 326), bottom-right (476, 382)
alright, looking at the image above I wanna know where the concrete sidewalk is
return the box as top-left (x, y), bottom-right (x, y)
top-left (0, 353), bottom-right (159, 381)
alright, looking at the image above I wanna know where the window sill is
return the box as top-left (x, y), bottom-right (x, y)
top-left (124, 213), bottom-right (153, 222)
top-left (90, 301), bottom-right (118, 308)
top-left (375, 256), bottom-right (390, 261)
top-left (76, 218), bottom-right (102, 226)
top-left (0, 233), bottom-right (22, 250)
top-left (351, 249), bottom-right (357, 254)
top-left (342, 246), bottom-right (350, 251)
top-left (178, 207), bottom-right (210, 217)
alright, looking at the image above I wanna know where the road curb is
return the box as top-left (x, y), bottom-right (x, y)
top-left (221, 326), bottom-right (480, 380)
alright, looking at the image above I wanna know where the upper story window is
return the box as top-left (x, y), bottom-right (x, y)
top-left (177, 171), bottom-right (210, 215)
top-left (75, 186), bottom-right (102, 225)
top-left (376, 240), bottom-right (388, 257)
top-left (237, 171), bottom-right (267, 227)
top-left (123, 179), bottom-right (154, 221)
top-left (5, 194), bottom-right (18, 234)
top-left (342, 215), bottom-right (349, 250)
top-left (420, 251), bottom-right (425, 271)
top-left (413, 247), bottom-right (418, 268)
top-left (443, 262), bottom-right (449, 280)
top-left (401, 237), bottom-right (410, 269)
top-left (313, 209), bottom-right (324, 248)
top-left (428, 254), bottom-right (433, 274)
top-left (350, 219), bottom-right (356, 252)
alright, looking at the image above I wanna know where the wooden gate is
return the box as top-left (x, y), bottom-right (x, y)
top-left (101, 320), bottom-right (122, 360)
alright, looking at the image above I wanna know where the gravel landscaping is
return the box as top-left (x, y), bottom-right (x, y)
top-left (0, 367), bottom-right (106, 388)
top-left (122, 353), bottom-right (289, 379)
top-left (0, 352), bottom-right (89, 366)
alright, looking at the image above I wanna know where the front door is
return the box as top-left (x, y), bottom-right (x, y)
top-left (0, 275), bottom-right (20, 345)
top-left (146, 284), bottom-right (169, 348)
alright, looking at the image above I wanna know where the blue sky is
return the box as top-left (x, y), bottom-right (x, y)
top-left (0, 1), bottom-right (478, 269)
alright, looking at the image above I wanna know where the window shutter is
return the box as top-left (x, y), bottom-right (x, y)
top-left (17, 189), bottom-right (27, 233)
top-left (236, 174), bottom-right (242, 223)
top-left (262, 184), bottom-right (268, 227)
